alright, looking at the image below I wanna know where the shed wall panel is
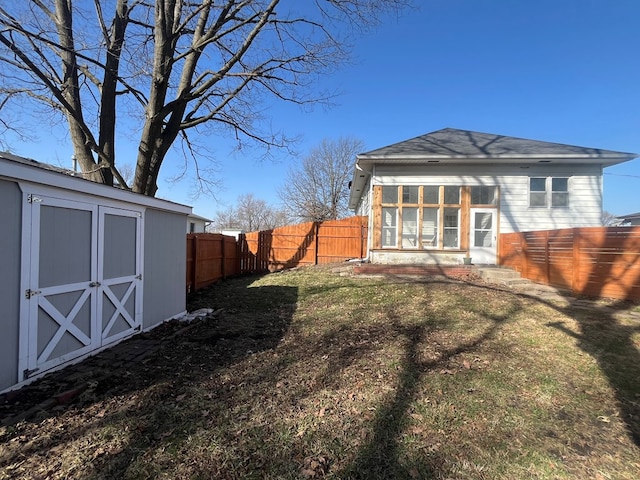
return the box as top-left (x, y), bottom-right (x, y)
top-left (0, 179), bottom-right (21, 391)
top-left (143, 209), bottom-right (187, 329)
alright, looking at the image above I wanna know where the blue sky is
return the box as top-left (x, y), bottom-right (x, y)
top-left (5, 0), bottom-right (640, 219)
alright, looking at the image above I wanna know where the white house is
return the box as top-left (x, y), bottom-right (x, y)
top-left (187, 213), bottom-right (212, 233)
top-left (348, 128), bottom-right (637, 265)
top-left (617, 212), bottom-right (640, 226)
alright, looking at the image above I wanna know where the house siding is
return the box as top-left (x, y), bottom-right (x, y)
top-left (354, 177), bottom-right (371, 216)
top-left (0, 179), bottom-right (21, 391)
top-left (370, 163), bottom-right (603, 233)
top-left (143, 209), bottom-right (187, 329)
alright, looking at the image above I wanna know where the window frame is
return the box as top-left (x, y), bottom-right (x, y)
top-left (377, 185), bottom-right (472, 250)
top-left (529, 177), bottom-right (570, 208)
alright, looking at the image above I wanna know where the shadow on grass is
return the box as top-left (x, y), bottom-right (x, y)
top-left (3, 270), bottom-right (639, 478)
top-left (544, 299), bottom-right (640, 445)
top-left (0, 274), bottom-right (298, 478)
top-left (336, 287), bottom-right (519, 478)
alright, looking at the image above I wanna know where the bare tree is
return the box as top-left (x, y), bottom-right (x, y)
top-left (213, 205), bottom-right (240, 231)
top-left (213, 193), bottom-right (290, 232)
top-left (602, 211), bottom-right (621, 226)
top-left (0, 1), bottom-right (409, 196)
top-left (279, 137), bottom-right (364, 221)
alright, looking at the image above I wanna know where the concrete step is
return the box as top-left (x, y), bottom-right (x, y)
top-left (476, 267), bottom-right (532, 287)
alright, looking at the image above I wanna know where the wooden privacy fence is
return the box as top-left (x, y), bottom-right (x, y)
top-left (499, 227), bottom-right (640, 301)
top-left (187, 216), bottom-right (369, 292)
top-left (239, 216), bottom-right (369, 272)
top-left (186, 233), bottom-right (239, 292)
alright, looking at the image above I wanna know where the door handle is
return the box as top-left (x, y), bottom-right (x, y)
top-left (89, 281), bottom-right (101, 287)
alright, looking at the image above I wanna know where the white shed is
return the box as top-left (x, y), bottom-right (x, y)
top-left (0, 152), bottom-right (191, 393)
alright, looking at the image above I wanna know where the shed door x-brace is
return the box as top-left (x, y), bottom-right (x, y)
top-left (18, 194), bottom-right (143, 382)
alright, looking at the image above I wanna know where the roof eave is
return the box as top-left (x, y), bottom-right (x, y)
top-left (356, 153), bottom-right (638, 168)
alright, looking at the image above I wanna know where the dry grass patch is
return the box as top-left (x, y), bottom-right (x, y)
top-left (1, 265), bottom-right (639, 479)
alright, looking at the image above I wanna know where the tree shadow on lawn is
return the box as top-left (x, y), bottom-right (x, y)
top-left (4, 273), bottom-right (638, 478)
top-left (0, 274), bottom-right (298, 478)
top-left (543, 297), bottom-right (640, 446)
top-left (334, 285), bottom-right (519, 479)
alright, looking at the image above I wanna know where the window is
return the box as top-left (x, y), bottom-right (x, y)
top-left (376, 185), bottom-right (497, 250)
top-left (423, 186), bottom-right (439, 204)
top-left (471, 186), bottom-right (498, 205)
top-left (402, 207), bottom-right (418, 248)
top-left (529, 177), bottom-right (547, 207)
top-left (382, 186), bottom-right (398, 204)
top-left (530, 177), bottom-right (570, 208)
top-left (402, 186), bottom-right (419, 204)
top-left (444, 186), bottom-right (460, 204)
top-left (443, 208), bottom-right (459, 248)
top-left (552, 178), bottom-right (569, 207)
top-left (381, 207), bottom-right (397, 247)
top-left (421, 208), bottom-right (438, 247)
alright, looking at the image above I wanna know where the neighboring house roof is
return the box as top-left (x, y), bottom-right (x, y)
top-left (188, 213), bottom-right (213, 223)
top-left (617, 212), bottom-right (640, 222)
top-left (349, 128), bottom-right (638, 209)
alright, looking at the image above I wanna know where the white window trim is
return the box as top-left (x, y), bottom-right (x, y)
top-left (529, 176), bottom-right (570, 209)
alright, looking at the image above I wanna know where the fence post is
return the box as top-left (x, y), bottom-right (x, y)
top-left (544, 231), bottom-right (550, 284)
top-left (571, 228), bottom-right (581, 295)
top-left (192, 235), bottom-right (199, 291)
top-left (221, 234), bottom-right (226, 279)
top-left (314, 222), bottom-right (320, 265)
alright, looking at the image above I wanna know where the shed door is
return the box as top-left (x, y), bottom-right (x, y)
top-left (99, 207), bottom-right (143, 345)
top-left (19, 196), bottom-right (142, 381)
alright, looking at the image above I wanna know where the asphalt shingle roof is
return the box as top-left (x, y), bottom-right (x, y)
top-left (360, 128), bottom-right (636, 159)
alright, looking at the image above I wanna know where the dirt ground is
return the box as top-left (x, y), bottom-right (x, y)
top-left (0, 286), bottom-right (278, 424)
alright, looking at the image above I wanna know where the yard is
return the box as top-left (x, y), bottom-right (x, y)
top-left (1, 265), bottom-right (640, 479)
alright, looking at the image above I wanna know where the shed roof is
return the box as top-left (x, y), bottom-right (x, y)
top-left (0, 151), bottom-right (191, 214)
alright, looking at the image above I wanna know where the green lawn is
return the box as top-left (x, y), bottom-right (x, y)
top-left (1, 266), bottom-right (639, 479)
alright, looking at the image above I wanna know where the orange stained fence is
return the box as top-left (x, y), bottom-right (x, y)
top-left (187, 216), bottom-right (369, 292)
top-left (499, 227), bottom-right (640, 302)
top-left (186, 233), bottom-right (239, 292)
top-left (240, 216), bottom-right (369, 272)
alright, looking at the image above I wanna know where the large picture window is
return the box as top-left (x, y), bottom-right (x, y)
top-left (378, 185), bottom-right (478, 250)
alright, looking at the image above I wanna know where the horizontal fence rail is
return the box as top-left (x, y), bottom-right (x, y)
top-left (499, 226), bottom-right (640, 302)
top-left (187, 216), bottom-right (369, 292)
